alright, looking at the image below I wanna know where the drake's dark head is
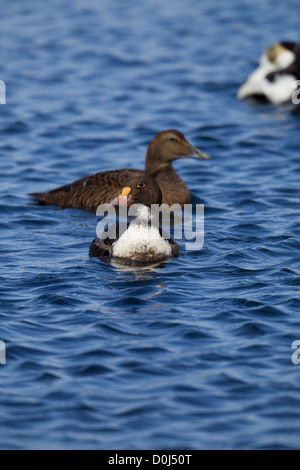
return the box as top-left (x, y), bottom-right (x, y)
top-left (145, 130), bottom-right (210, 174)
top-left (111, 176), bottom-right (162, 208)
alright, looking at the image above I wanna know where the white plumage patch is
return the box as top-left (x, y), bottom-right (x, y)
top-left (111, 205), bottom-right (172, 261)
top-left (238, 47), bottom-right (296, 104)
top-left (261, 74), bottom-right (296, 105)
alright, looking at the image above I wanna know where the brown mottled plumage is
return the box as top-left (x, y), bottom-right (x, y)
top-left (31, 130), bottom-right (210, 213)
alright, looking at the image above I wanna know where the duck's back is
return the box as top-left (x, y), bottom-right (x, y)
top-left (31, 166), bottom-right (190, 211)
top-left (31, 169), bottom-right (144, 213)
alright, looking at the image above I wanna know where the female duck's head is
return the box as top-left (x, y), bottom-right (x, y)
top-left (145, 130), bottom-right (210, 174)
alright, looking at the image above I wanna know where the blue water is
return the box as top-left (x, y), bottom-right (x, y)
top-left (1, 0), bottom-right (300, 450)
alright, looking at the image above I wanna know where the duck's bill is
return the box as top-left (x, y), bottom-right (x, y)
top-left (111, 195), bottom-right (128, 206)
top-left (111, 187), bottom-right (132, 206)
top-left (189, 145), bottom-right (210, 160)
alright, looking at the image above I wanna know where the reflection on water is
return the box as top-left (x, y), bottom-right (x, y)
top-left (100, 256), bottom-right (171, 276)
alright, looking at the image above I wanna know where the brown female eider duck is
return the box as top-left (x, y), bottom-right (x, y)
top-left (89, 176), bottom-right (179, 263)
top-left (238, 41), bottom-right (300, 104)
top-left (31, 130), bottom-right (210, 213)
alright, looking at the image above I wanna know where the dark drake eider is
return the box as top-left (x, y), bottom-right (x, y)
top-left (238, 41), bottom-right (300, 104)
top-left (89, 176), bottom-right (179, 263)
top-left (31, 130), bottom-right (210, 213)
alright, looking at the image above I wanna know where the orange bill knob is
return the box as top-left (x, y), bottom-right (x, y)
top-left (111, 187), bottom-right (132, 206)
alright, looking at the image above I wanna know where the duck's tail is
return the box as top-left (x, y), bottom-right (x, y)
top-left (29, 192), bottom-right (50, 205)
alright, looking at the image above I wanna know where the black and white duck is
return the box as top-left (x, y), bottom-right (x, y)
top-left (89, 176), bottom-right (179, 263)
top-left (238, 41), bottom-right (300, 104)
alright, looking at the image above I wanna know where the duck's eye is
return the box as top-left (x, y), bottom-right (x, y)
top-left (137, 182), bottom-right (145, 188)
top-left (170, 137), bottom-right (177, 142)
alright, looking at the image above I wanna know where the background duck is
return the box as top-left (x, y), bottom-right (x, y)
top-left (31, 130), bottom-right (210, 213)
top-left (89, 176), bottom-right (179, 263)
top-left (238, 41), bottom-right (300, 104)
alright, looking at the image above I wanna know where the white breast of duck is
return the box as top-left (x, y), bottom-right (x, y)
top-left (238, 43), bottom-right (296, 104)
top-left (111, 205), bottom-right (172, 262)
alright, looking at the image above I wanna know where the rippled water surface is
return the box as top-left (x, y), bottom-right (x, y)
top-left (1, 0), bottom-right (300, 450)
